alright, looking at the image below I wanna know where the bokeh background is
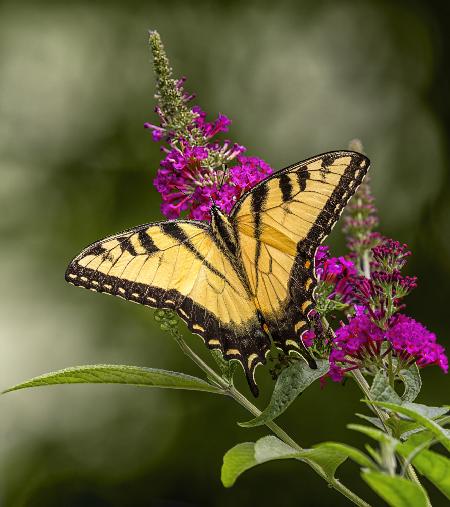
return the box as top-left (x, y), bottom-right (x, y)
top-left (1, 0), bottom-right (449, 505)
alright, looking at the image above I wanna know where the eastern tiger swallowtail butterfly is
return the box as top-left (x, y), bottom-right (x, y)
top-left (66, 151), bottom-right (369, 395)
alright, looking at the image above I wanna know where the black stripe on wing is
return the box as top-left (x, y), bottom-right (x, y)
top-left (250, 183), bottom-right (269, 292)
top-left (65, 220), bottom-right (270, 397)
top-left (279, 172), bottom-right (293, 201)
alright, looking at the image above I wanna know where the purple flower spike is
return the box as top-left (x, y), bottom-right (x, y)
top-left (373, 238), bottom-right (412, 272)
top-left (343, 170), bottom-right (380, 257)
top-left (147, 57), bottom-right (273, 221)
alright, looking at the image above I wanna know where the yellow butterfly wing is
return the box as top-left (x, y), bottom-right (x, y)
top-left (230, 150), bottom-right (370, 354)
top-left (65, 220), bottom-right (270, 395)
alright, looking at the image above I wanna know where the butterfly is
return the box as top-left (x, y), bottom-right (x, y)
top-left (66, 150), bottom-right (369, 396)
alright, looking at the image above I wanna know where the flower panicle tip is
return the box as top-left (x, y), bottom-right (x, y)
top-left (147, 32), bottom-right (273, 221)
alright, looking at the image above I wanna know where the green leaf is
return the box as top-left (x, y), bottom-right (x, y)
top-left (365, 444), bottom-right (382, 465)
top-left (390, 418), bottom-right (422, 440)
top-left (402, 402), bottom-right (449, 420)
top-left (239, 359), bottom-right (329, 427)
top-left (390, 414), bottom-right (448, 440)
top-left (411, 449), bottom-right (450, 500)
top-left (438, 415), bottom-right (450, 427)
top-left (254, 436), bottom-right (348, 479)
top-left (348, 424), bottom-right (398, 446)
top-left (221, 435), bottom-right (349, 487)
top-left (399, 424), bottom-right (424, 441)
top-left (356, 413), bottom-right (385, 430)
top-left (297, 445), bottom-right (349, 479)
top-left (253, 435), bottom-right (300, 461)
top-left (362, 471), bottom-right (428, 507)
top-left (397, 433), bottom-right (450, 500)
top-left (398, 364), bottom-right (422, 402)
top-left (221, 442), bottom-right (257, 487)
top-left (398, 422), bottom-right (441, 441)
top-left (365, 401), bottom-right (450, 452)
top-left (3, 365), bottom-right (224, 394)
top-left (369, 371), bottom-right (402, 404)
top-left (352, 418), bottom-right (450, 499)
top-left (221, 436), bottom-right (298, 487)
top-left (401, 431), bottom-right (434, 449)
top-left (316, 442), bottom-right (376, 470)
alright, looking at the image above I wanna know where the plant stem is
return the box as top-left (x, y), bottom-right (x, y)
top-left (387, 351), bottom-right (395, 388)
top-left (362, 249), bottom-right (371, 279)
top-left (323, 316), bottom-right (428, 499)
top-left (172, 332), bottom-right (225, 388)
top-left (351, 368), bottom-right (390, 431)
top-left (350, 364), bottom-right (431, 506)
top-left (173, 330), bottom-right (371, 507)
top-left (227, 384), bottom-right (371, 507)
top-left (358, 250), bottom-right (429, 501)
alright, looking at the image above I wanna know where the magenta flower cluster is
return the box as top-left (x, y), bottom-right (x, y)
top-left (387, 315), bottom-right (448, 371)
top-left (146, 80), bottom-right (273, 220)
top-left (315, 240), bottom-right (448, 381)
top-left (315, 246), bottom-right (358, 303)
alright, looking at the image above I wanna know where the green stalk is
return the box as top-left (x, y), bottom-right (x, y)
top-left (387, 350), bottom-right (395, 388)
top-left (358, 248), bottom-right (431, 506)
top-left (362, 248), bottom-right (371, 279)
top-left (171, 329), bottom-right (371, 507)
top-left (351, 368), bottom-right (390, 431)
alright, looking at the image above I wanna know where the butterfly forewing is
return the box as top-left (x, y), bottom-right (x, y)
top-left (230, 151), bottom-right (369, 354)
top-left (65, 220), bottom-right (270, 395)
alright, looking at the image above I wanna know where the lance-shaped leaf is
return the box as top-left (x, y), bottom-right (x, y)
top-left (239, 359), bottom-right (329, 427)
top-left (401, 402), bottom-right (449, 420)
top-left (390, 414), bottom-right (448, 441)
top-left (221, 435), bottom-right (348, 487)
top-left (397, 433), bottom-right (450, 500)
top-left (362, 471), bottom-right (428, 507)
top-left (356, 413), bottom-right (385, 430)
top-left (350, 421), bottom-right (450, 500)
top-left (397, 416), bottom-right (448, 441)
top-left (364, 401), bottom-right (450, 452)
top-left (348, 424), bottom-right (399, 446)
top-left (3, 365), bottom-right (224, 394)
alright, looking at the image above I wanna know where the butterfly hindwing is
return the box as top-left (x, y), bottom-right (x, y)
top-left (65, 220), bottom-right (270, 395)
top-left (230, 150), bottom-right (370, 354)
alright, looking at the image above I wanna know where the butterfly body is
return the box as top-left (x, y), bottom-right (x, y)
top-left (66, 151), bottom-right (370, 395)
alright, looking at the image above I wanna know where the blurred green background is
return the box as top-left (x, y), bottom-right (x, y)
top-left (1, 0), bottom-right (449, 505)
